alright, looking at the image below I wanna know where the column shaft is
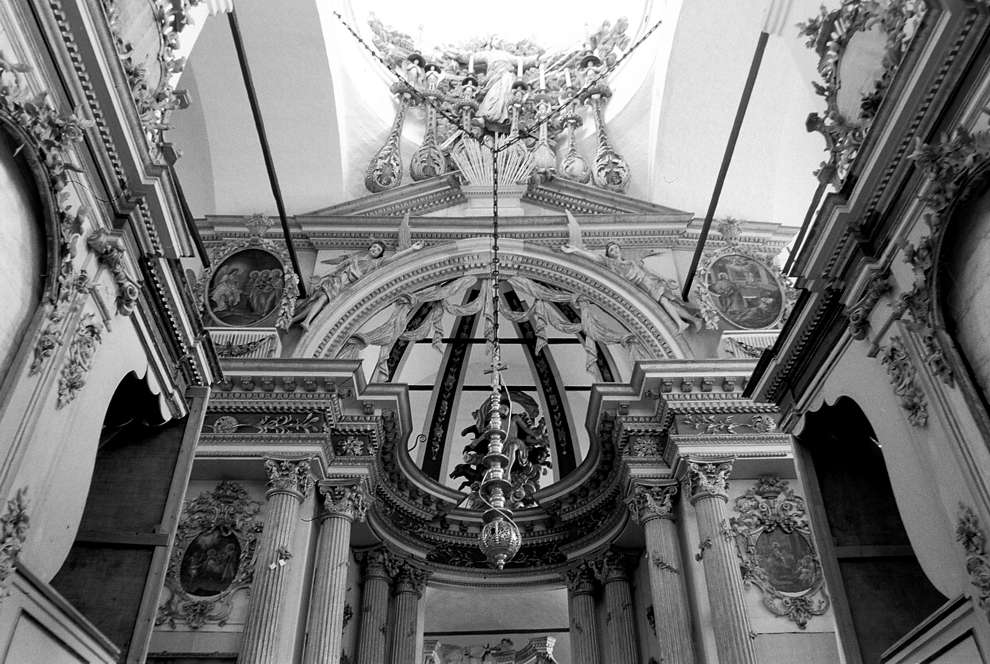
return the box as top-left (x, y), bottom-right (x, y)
top-left (688, 459), bottom-right (758, 664)
top-left (389, 587), bottom-right (420, 664)
top-left (303, 481), bottom-right (368, 664)
top-left (646, 517), bottom-right (696, 663)
top-left (239, 470), bottom-right (308, 664)
top-left (566, 565), bottom-right (601, 664)
top-left (355, 555), bottom-right (390, 664)
top-left (602, 575), bottom-right (637, 664)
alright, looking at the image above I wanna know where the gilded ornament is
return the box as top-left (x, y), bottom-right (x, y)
top-left (321, 481), bottom-right (370, 522)
top-left (264, 458), bottom-right (314, 498)
top-left (626, 483), bottom-right (677, 524)
top-left (686, 458), bottom-right (733, 503)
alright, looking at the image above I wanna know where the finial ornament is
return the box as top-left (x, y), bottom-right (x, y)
top-left (626, 483), bottom-right (678, 524)
top-left (263, 458), bottom-right (314, 499)
top-left (686, 458), bottom-right (734, 504)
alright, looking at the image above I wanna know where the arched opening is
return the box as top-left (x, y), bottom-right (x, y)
top-left (0, 125), bottom-right (48, 384)
top-left (50, 373), bottom-right (201, 660)
top-left (797, 396), bottom-right (945, 663)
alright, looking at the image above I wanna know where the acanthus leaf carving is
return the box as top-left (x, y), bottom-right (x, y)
top-left (878, 335), bottom-right (928, 427)
top-left (686, 458), bottom-right (733, 503)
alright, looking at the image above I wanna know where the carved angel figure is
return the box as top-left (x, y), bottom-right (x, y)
top-left (295, 216), bottom-right (423, 330)
top-left (558, 211), bottom-right (701, 332)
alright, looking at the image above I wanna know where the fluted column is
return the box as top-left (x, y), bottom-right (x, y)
top-left (565, 563), bottom-right (601, 664)
top-left (687, 458), bottom-right (758, 664)
top-left (238, 458), bottom-right (313, 664)
top-left (388, 561), bottom-right (428, 664)
top-left (626, 482), bottom-right (696, 663)
top-left (303, 479), bottom-right (370, 664)
top-left (356, 548), bottom-right (390, 664)
top-left (593, 550), bottom-right (637, 664)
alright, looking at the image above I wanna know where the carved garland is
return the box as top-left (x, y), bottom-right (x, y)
top-left (956, 503), bottom-right (990, 620)
top-left (157, 481), bottom-right (263, 629)
top-left (99, 0), bottom-right (204, 159)
top-left (799, 0), bottom-right (926, 184)
top-left (878, 335), bottom-right (928, 427)
top-left (56, 313), bottom-right (104, 409)
top-left (0, 488), bottom-right (29, 603)
top-left (731, 476), bottom-right (829, 629)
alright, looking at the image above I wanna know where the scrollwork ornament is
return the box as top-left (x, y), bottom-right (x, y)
top-left (730, 476), bottom-right (829, 629)
top-left (846, 268), bottom-right (892, 340)
top-left (156, 481), bottom-right (263, 629)
top-left (365, 85), bottom-right (410, 192)
top-left (956, 503), bottom-right (990, 619)
top-left (686, 458), bottom-right (733, 503)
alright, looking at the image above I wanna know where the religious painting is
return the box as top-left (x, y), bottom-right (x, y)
top-left (157, 482), bottom-right (263, 629)
top-left (179, 528), bottom-right (242, 597)
top-left (753, 529), bottom-right (817, 593)
top-left (207, 248), bottom-right (285, 326)
top-left (731, 476), bottom-right (829, 629)
top-left (704, 253), bottom-right (784, 329)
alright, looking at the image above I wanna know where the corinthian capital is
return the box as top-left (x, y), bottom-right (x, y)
top-left (263, 458), bottom-right (314, 500)
top-left (390, 560), bottom-right (429, 596)
top-left (564, 563), bottom-right (597, 596)
top-left (319, 479), bottom-right (370, 522)
top-left (626, 483), bottom-right (678, 524)
top-left (685, 457), bottom-right (734, 504)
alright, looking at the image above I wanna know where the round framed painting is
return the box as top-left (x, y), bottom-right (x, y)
top-left (207, 248), bottom-right (285, 326)
top-left (704, 253), bottom-right (785, 329)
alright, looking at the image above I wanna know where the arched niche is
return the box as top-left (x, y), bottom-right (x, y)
top-left (292, 238), bottom-right (693, 363)
top-left (797, 396), bottom-right (945, 664)
top-left (0, 118), bottom-right (61, 388)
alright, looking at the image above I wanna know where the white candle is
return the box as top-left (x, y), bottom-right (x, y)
top-left (517, 57), bottom-right (523, 77)
top-left (539, 64), bottom-right (546, 89)
top-left (468, 54), bottom-right (474, 74)
top-left (564, 69), bottom-right (572, 87)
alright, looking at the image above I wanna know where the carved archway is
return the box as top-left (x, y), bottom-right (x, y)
top-left (293, 238), bottom-right (693, 361)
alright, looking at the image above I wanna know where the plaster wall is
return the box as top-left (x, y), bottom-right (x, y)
top-left (0, 130), bottom-right (43, 385)
top-left (944, 187), bottom-right (990, 405)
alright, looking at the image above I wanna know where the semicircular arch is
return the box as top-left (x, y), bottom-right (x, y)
top-left (293, 238), bottom-right (692, 361)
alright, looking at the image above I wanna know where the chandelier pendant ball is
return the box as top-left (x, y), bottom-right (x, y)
top-left (480, 515), bottom-right (522, 570)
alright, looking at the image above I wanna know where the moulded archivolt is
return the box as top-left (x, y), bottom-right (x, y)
top-left (731, 476), bottom-right (829, 629)
top-left (157, 481), bottom-right (263, 629)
